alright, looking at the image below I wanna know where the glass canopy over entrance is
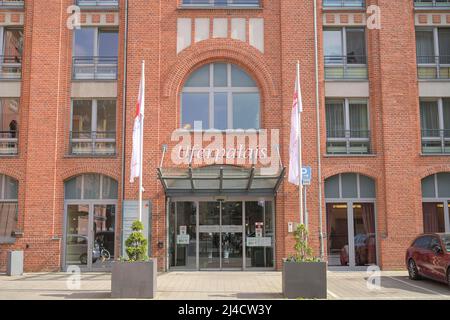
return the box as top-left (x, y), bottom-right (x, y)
top-left (158, 165), bottom-right (285, 197)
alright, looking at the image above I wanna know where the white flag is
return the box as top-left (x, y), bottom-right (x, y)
top-left (130, 62), bottom-right (145, 183)
top-left (288, 66), bottom-right (303, 186)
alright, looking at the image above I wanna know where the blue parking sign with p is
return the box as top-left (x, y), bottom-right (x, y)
top-left (302, 166), bottom-right (311, 185)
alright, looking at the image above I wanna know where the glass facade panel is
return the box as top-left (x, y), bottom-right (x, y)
top-left (72, 100), bottom-right (92, 133)
top-left (422, 174), bottom-right (436, 198)
top-left (83, 174), bottom-right (101, 199)
top-left (3, 28), bottom-right (23, 57)
top-left (232, 93), bottom-right (260, 129)
top-left (64, 175), bottom-right (83, 200)
top-left (65, 204), bottom-right (89, 265)
top-left (213, 63), bottom-right (227, 87)
top-left (437, 172), bottom-right (450, 198)
top-left (102, 176), bottom-right (118, 200)
top-left (324, 28), bottom-right (342, 59)
top-left (353, 203), bottom-right (376, 266)
top-left (341, 173), bottom-right (358, 198)
top-left (0, 98), bottom-right (19, 133)
top-left (181, 93), bottom-right (209, 130)
top-left (326, 203), bottom-right (349, 266)
top-left (73, 28), bottom-right (95, 56)
top-left (97, 100), bottom-right (116, 132)
top-left (4, 175), bottom-right (18, 200)
top-left (423, 203), bottom-right (445, 233)
top-left (98, 30), bottom-right (118, 57)
top-left (214, 93), bottom-right (228, 130)
top-left (359, 174), bottom-right (375, 198)
top-left (184, 65), bottom-right (210, 87)
top-left (169, 202), bottom-right (197, 269)
top-left (231, 65), bottom-right (256, 87)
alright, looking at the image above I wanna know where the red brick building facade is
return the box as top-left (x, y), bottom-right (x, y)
top-left (0, 0), bottom-right (449, 272)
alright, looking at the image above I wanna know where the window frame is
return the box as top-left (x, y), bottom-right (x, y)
top-left (323, 27), bottom-right (367, 65)
top-left (73, 27), bottom-right (119, 58)
top-left (180, 63), bottom-right (260, 131)
top-left (64, 174), bottom-right (118, 201)
top-left (0, 174), bottom-right (18, 243)
top-left (70, 98), bottom-right (117, 135)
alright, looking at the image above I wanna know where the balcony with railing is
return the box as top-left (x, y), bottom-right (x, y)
top-left (0, 131), bottom-right (18, 156)
top-left (72, 56), bottom-right (118, 80)
top-left (326, 129), bottom-right (371, 155)
top-left (0, 0), bottom-right (24, 8)
top-left (414, 0), bottom-right (450, 8)
top-left (422, 129), bottom-right (450, 154)
top-left (69, 131), bottom-right (116, 156)
top-left (324, 55), bottom-right (368, 80)
top-left (0, 56), bottom-right (21, 80)
top-left (75, 0), bottom-right (118, 9)
top-left (180, 0), bottom-right (261, 9)
top-left (323, 0), bottom-right (365, 8)
top-left (417, 55), bottom-right (450, 79)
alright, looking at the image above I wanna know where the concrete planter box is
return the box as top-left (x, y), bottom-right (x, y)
top-left (282, 261), bottom-right (327, 299)
top-left (111, 259), bottom-right (157, 299)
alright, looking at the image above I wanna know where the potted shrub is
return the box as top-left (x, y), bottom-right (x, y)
top-left (111, 220), bottom-right (157, 299)
top-left (282, 223), bottom-right (327, 299)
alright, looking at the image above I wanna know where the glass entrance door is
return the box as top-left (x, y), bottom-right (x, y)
top-left (198, 201), bottom-right (243, 270)
top-left (64, 203), bottom-right (116, 271)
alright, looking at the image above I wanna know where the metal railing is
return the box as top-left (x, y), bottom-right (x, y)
top-left (421, 129), bottom-right (450, 154)
top-left (0, 56), bottom-right (22, 80)
top-left (324, 55), bottom-right (368, 80)
top-left (323, 0), bottom-right (365, 8)
top-left (0, 131), bottom-right (18, 155)
top-left (72, 56), bottom-right (118, 80)
top-left (326, 129), bottom-right (371, 154)
top-left (417, 55), bottom-right (450, 79)
top-left (414, 0), bottom-right (450, 7)
top-left (69, 131), bottom-right (116, 156)
top-left (181, 0), bottom-right (260, 8)
top-left (0, 0), bottom-right (24, 8)
top-left (75, 0), bottom-right (118, 7)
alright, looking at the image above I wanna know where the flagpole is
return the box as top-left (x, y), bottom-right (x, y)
top-left (297, 61), bottom-right (304, 225)
top-left (139, 60), bottom-right (145, 222)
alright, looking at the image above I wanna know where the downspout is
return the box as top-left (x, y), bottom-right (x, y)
top-left (313, 0), bottom-right (325, 259)
top-left (120, 0), bottom-right (129, 257)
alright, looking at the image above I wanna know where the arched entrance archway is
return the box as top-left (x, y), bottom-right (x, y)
top-left (325, 173), bottom-right (377, 269)
top-left (63, 174), bottom-right (118, 271)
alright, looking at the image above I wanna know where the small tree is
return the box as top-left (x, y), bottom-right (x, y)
top-left (288, 223), bottom-right (319, 262)
top-left (124, 220), bottom-right (148, 262)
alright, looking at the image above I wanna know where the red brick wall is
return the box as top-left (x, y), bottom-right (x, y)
top-left (1, 0), bottom-right (450, 272)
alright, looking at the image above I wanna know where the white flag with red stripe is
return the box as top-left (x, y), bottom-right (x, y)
top-left (288, 64), bottom-right (303, 186)
top-left (130, 61), bottom-right (145, 183)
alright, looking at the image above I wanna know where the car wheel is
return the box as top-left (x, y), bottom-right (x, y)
top-left (408, 259), bottom-right (420, 280)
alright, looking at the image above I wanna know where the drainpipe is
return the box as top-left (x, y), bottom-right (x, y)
top-left (120, 0), bottom-right (129, 256)
top-left (313, 0), bottom-right (325, 259)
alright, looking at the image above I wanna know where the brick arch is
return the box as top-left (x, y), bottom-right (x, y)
top-left (418, 165), bottom-right (450, 180)
top-left (61, 167), bottom-right (120, 183)
top-left (0, 167), bottom-right (23, 182)
top-left (322, 165), bottom-right (380, 183)
top-left (162, 38), bottom-right (278, 99)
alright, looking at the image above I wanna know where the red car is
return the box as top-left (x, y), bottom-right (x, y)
top-left (405, 233), bottom-right (450, 287)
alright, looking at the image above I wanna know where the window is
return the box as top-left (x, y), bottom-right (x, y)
top-left (0, 27), bottom-right (23, 79)
top-left (326, 98), bottom-right (370, 154)
top-left (72, 28), bottom-right (118, 80)
top-left (0, 174), bottom-right (18, 243)
top-left (420, 98), bottom-right (450, 154)
top-left (0, 98), bottom-right (19, 155)
top-left (416, 28), bottom-right (450, 79)
top-left (422, 173), bottom-right (450, 233)
top-left (181, 0), bottom-right (260, 8)
top-left (70, 99), bottom-right (116, 156)
top-left (323, 0), bottom-right (365, 7)
top-left (65, 174), bottom-right (118, 200)
top-left (323, 27), bottom-right (367, 79)
top-left (76, 0), bottom-right (119, 8)
top-left (181, 63), bottom-right (260, 130)
top-left (414, 0), bottom-right (450, 8)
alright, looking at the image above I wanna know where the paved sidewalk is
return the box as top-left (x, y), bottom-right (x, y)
top-left (0, 271), bottom-right (449, 300)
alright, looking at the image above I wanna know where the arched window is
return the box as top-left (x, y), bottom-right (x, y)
top-left (181, 63), bottom-right (260, 130)
top-left (0, 174), bottom-right (18, 243)
top-left (325, 173), bottom-right (377, 268)
top-left (422, 173), bottom-right (450, 233)
top-left (64, 173), bottom-right (117, 200)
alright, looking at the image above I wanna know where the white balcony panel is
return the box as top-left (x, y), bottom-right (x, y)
top-left (325, 81), bottom-right (369, 97)
top-left (0, 81), bottom-right (21, 97)
top-left (249, 18), bottom-right (264, 53)
top-left (71, 81), bottom-right (117, 98)
top-left (177, 18), bottom-right (192, 53)
top-left (419, 82), bottom-right (450, 97)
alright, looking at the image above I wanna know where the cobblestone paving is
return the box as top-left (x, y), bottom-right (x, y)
top-left (0, 271), bottom-right (449, 300)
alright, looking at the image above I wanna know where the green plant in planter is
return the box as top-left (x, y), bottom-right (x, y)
top-left (124, 220), bottom-right (148, 262)
top-left (286, 223), bottom-right (320, 263)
